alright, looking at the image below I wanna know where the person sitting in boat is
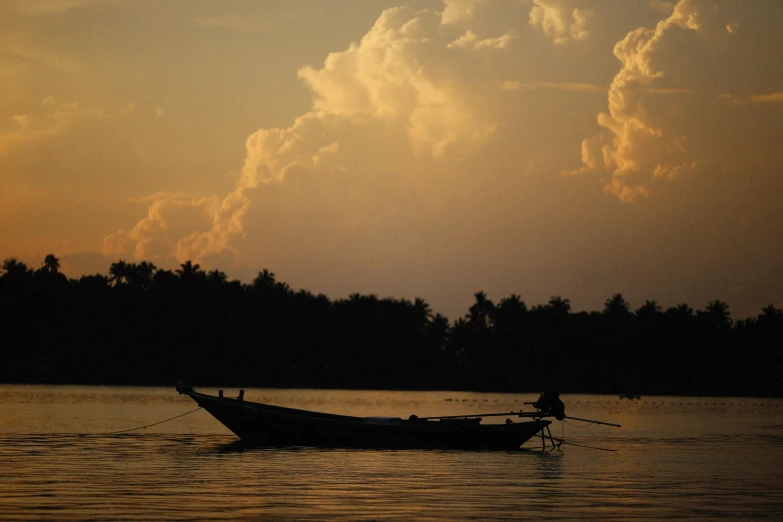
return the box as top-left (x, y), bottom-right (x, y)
top-left (533, 390), bottom-right (565, 420)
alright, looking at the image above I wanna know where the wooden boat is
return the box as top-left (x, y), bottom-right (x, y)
top-left (176, 383), bottom-right (552, 450)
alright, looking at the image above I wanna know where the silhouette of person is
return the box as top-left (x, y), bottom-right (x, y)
top-left (533, 390), bottom-right (565, 420)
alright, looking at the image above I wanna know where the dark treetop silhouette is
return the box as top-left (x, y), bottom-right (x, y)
top-left (1, 255), bottom-right (781, 396)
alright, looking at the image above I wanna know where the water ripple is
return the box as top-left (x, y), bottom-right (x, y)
top-left (1, 388), bottom-right (782, 520)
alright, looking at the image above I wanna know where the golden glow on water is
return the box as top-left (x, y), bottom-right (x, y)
top-left (0, 386), bottom-right (781, 520)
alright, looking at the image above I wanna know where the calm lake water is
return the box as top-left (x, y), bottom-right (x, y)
top-left (0, 385), bottom-right (781, 521)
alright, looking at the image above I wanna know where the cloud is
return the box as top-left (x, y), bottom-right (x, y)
top-left (528, 0), bottom-right (590, 44)
top-left (102, 193), bottom-right (220, 263)
top-left (720, 91), bottom-right (783, 104)
top-left (648, 1), bottom-right (676, 15)
top-left (1, 0), bottom-right (103, 16)
top-left (106, 3), bottom-right (524, 265)
top-left (296, 6), bottom-right (496, 146)
top-left (0, 96), bottom-right (133, 154)
top-left (751, 92), bottom-right (783, 104)
top-left (568, 0), bottom-right (751, 202)
top-left (103, 0), bottom-right (783, 274)
top-left (2, 37), bottom-right (91, 79)
top-left (441, 0), bottom-right (499, 25)
top-left (500, 81), bottom-right (605, 93)
top-left (448, 29), bottom-right (513, 50)
top-left (653, 161), bottom-right (698, 181)
top-left (644, 87), bottom-right (690, 94)
top-left (9, 114), bottom-right (31, 128)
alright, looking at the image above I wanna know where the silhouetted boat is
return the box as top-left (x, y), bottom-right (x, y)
top-left (176, 384), bottom-right (552, 450)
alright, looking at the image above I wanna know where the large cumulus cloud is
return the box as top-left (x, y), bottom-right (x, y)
top-left (103, 0), bottom-right (783, 276)
top-left (572, 0), bottom-right (783, 202)
top-left (103, 3), bottom-right (527, 267)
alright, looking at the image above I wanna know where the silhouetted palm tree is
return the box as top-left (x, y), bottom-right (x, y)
top-left (207, 269), bottom-right (228, 286)
top-left (675, 303), bottom-right (693, 315)
top-left (604, 293), bottom-right (631, 317)
top-left (152, 268), bottom-right (178, 290)
top-left (468, 291), bottom-right (494, 330)
top-left (412, 297), bottom-right (433, 326)
top-left (42, 254), bottom-right (60, 274)
top-left (703, 300), bottom-right (732, 328)
top-left (492, 294), bottom-right (527, 330)
top-left (546, 296), bottom-right (571, 316)
top-left (429, 313), bottom-right (449, 341)
top-left (759, 304), bottom-right (783, 321)
top-left (1, 258), bottom-right (29, 278)
top-left (253, 269), bottom-right (276, 289)
top-left (127, 261), bottom-right (156, 290)
top-left (109, 260), bottom-right (130, 286)
top-left (635, 300), bottom-right (661, 318)
top-left (176, 260), bottom-right (203, 279)
top-left (77, 274), bottom-right (110, 292)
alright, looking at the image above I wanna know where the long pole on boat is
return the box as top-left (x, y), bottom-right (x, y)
top-left (416, 412), bottom-right (621, 427)
top-left (564, 415), bottom-right (621, 427)
top-left (524, 401), bottom-right (622, 427)
top-left (416, 411), bottom-right (547, 420)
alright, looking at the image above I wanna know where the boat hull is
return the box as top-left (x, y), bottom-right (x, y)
top-left (178, 386), bottom-right (550, 450)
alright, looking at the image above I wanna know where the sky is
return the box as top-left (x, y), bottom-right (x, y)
top-left (1, 0), bottom-right (782, 320)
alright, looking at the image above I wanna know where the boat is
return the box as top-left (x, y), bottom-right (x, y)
top-left (176, 383), bottom-right (553, 450)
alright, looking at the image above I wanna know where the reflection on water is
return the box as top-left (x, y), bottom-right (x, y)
top-left (0, 386), bottom-right (781, 520)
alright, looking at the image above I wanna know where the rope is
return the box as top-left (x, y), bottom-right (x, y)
top-left (550, 437), bottom-right (616, 452)
top-left (79, 406), bottom-right (203, 436)
top-left (553, 416), bottom-right (617, 452)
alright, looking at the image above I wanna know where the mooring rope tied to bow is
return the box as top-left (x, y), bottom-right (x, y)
top-left (550, 437), bottom-right (616, 452)
top-left (80, 406), bottom-right (204, 437)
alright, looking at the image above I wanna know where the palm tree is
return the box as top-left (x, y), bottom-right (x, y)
top-left (176, 260), bottom-right (202, 279)
top-left (1, 258), bottom-right (29, 278)
top-left (253, 269), bottom-right (276, 289)
top-left (674, 303), bottom-right (693, 316)
top-left (664, 303), bottom-right (694, 328)
top-left (77, 274), bottom-right (110, 291)
top-left (635, 300), bottom-right (661, 319)
top-left (42, 254), bottom-right (60, 274)
top-left (152, 268), bottom-right (178, 290)
top-left (703, 300), bottom-right (732, 328)
top-left (109, 260), bottom-right (130, 285)
top-left (429, 313), bottom-right (449, 340)
top-left (468, 291), bottom-right (494, 330)
top-left (546, 296), bottom-right (571, 316)
top-left (207, 269), bottom-right (228, 286)
top-left (35, 253), bottom-right (67, 287)
top-left (759, 304), bottom-right (782, 320)
top-left (175, 261), bottom-right (206, 291)
top-left (492, 294), bottom-right (527, 330)
top-left (274, 281), bottom-right (292, 294)
top-left (129, 261), bottom-right (156, 290)
top-left (412, 297), bottom-right (433, 325)
top-left (604, 293), bottom-right (631, 317)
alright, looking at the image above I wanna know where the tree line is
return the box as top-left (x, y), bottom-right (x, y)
top-left (1, 255), bottom-right (781, 396)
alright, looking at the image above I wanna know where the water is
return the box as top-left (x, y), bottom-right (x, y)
top-left (0, 386), bottom-right (781, 520)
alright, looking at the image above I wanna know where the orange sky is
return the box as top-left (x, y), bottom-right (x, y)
top-left (1, 0), bottom-right (782, 319)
